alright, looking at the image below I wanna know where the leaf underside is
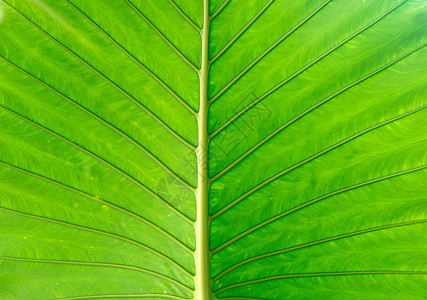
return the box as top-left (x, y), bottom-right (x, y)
top-left (0, 0), bottom-right (426, 299)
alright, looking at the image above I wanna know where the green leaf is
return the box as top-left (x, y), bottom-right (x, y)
top-left (0, 0), bottom-right (426, 299)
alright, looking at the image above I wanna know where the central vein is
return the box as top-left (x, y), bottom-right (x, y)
top-left (195, 0), bottom-right (212, 299)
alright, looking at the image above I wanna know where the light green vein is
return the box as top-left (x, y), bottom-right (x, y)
top-left (124, 0), bottom-right (199, 72)
top-left (210, 44), bottom-right (424, 183)
top-left (0, 206), bottom-right (194, 278)
top-left (211, 0), bottom-right (232, 20)
top-left (209, 0), bottom-right (409, 137)
top-left (0, 256), bottom-right (194, 293)
top-left (60, 295), bottom-right (190, 300)
top-left (210, 0), bottom-right (275, 62)
top-left (211, 166), bottom-right (426, 254)
top-left (214, 269), bottom-right (427, 295)
top-left (209, 0), bottom-right (332, 102)
top-left (0, 104), bottom-right (194, 225)
top-left (213, 220), bottom-right (427, 281)
top-left (218, 298), bottom-right (264, 300)
top-left (3, 1), bottom-right (196, 150)
top-left (0, 54), bottom-right (195, 191)
top-left (0, 160), bottom-right (194, 254)
top-left (211, 105), bottom-right (426, 218)
top-left (64, 0), bottom-right (198, 117)
top-left (168, 0), bottom-right (201, 32)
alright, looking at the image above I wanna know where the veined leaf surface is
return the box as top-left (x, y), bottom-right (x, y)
top-left (0, 0), bottom-right (426, 299)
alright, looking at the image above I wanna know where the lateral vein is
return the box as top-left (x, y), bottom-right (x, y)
top-left (1, 55), bottom-right (195, 190)
top-left (64, 0), bottom-right (198, 117)
top-left (213, 220), bottom-right (427, 281)
top-left (210, 0), bottom-right (275, 62)
top-left (0, 104), bottom-right (195, 225)
top-left (209, 0), bottom-right (332, 102)
top-left (0, 206), bottom-right (194, 278)
top-left (209, 0), bottom-right (409, 137)
top-left (124, 0), bottom-right (200, 73)
top-left (0, 256), bottom-right (193, 293)
top-left (210, 44), bottom-right (425, 183)
top-left (168, 0), bottom-right (202, 32)
top-left (211, 105), bottom-right (426, 219)
top-left (0, 159), bottom-right (194, 254)
top-left (214, 269), bottom-right (427, 294)
top-left (211, 0), bottom-right (232, 19)
top-left (60, 294), bottom-right (189, 300)
top-left (211, 166), bottom-right (426, 254)
top-left (3, 2), bottom-right (196, 151)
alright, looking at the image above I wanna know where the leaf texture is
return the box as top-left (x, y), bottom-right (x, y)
top-left (0, 0), bottom-right (426, 299)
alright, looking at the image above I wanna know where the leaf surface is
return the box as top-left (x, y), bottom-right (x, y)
top-left (0, 0), bottom-right (426, 299)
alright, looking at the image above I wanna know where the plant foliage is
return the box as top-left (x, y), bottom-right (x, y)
top-left (0, 0), bottom-right (426, 299)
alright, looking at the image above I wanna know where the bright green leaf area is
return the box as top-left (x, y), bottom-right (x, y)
top-left (0, 0), bottom-right (426, 299)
